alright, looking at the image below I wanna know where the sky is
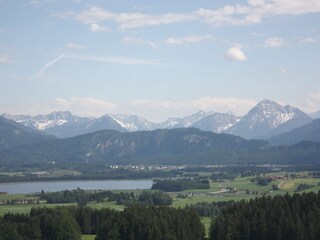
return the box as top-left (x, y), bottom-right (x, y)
top-left (0, 0), bottom-right (320, 122)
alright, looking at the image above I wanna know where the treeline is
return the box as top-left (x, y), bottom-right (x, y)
top-left (0, 206), bottom-right (205, 240)
top-left (152, 178), bottom-right (210, 192)
top-left (0, 169), bottom-right (179, 183)
top-left (39, 188), bottom-right (172, 206)
top-left (210, 191), bottom-right (320, 240)
top-left (211, 172), bottom-right (238, 181)
top-left (109, 191), bottom-right (173, 206)
top-left (0, 207), bottom-right (81, 240)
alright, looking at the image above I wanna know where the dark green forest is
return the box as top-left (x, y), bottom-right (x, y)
top-left (2, 192), bottom-right (320, 240)
top-left (0, 206), bottom-right (204, 240)
top-left (210, 192), bottom-right (320, 240)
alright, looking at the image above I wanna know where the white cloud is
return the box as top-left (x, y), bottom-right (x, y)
top-left (297, 37), bottom-right (316, 43)
top-left (195, 5), bottom-right (262, 26)
top-left (52, 11), bottom-right (75, 19)
top-left (76, 6), bottom-right (197, 29)
top-left (119, 97), bottom-right (256, 121)
top-left (248, 0), bottom-right (265, 6)
top-left (264, 37), bottom-right (284, 47)
top-left (301, 92), bottom-right (320, 113)
top-left (34, 54), bottom-right (64, 79)
top-left (89, 23), bottom-right (108, 32)
top-left (65, 42), bottom-right (85, 49)
top-left (165, 35), bottom-right (212, 45)
top-left (0, 52), bottom-right (12, 63)
top-left (123, 37), bottom-right (158, 48)
top-left (4, 96), bottom-right (257, 122)
top-left (52, 97), bottom-right (116, 117)
top-left (196, 0), bottom-right (320, 27)
top-left (60, 2), bottom-right (320, 30)
top-left (278, 67), bottom-right (287, 73)
top-left (251, 31), bottom-right (266, 37)
top-left (225, 47), bottom-right (247, 61)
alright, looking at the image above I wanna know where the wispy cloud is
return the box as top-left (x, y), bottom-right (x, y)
top-left (127, 97), bottom-right (256, 120)
top-left (225, 47), bottom-right (247, 61)
top-left (34, 54), bottom-right (64, 79)
top-left (165, 35), bottom-right (212, 45)
top-left (76, 5), bottom-right (197, 29)
top-left (0, 52), bottom-right (12, 63)
top-left (33, 53), bottom-right (159, 79)
top-left (301, 92), bottom-right (320, 113)
top-left (52, 11), bottom-right (75, 19)
top-left (296, 37), bottom-right (316, 44)
top-left (52, 97), bottom-right (116, 116)
top-left (66, 53), bottom-right (163, 66)
top-left (89, 23), bottom-right (109, 32)
top-left (196, 0), bottom-right (320, 27)
top-left (264, 37), bottom-right (284, 47)
top-left (57, 1), bottom-right (320, 31)
top-left (278, 67), bottom-right (287, 73)
top-left (65, 42), bottom-right (85, 49)
top-left (123, 37), bottom-right (158, 48)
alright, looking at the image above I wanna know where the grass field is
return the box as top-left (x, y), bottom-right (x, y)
top-left (171, 175), bottom-right (320, 208)
top-left (0, 194), bottom-right (37, 201)
top-left (45, 169), bottom-right (82, 177)
top-left (88, 201), bottom-right (124, 211)
top-left (81, 235), bottom-right (96, 240)
top-left (201, 217), bottom-right (211, 237)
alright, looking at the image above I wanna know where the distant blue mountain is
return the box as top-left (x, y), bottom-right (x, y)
top-left (269, 119), bottom-right (320, 145)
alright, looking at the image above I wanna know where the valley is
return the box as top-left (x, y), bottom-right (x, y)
top-left (0, 99), bottom-right (320, 240)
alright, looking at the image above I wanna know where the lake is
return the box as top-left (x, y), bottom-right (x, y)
top-left (0, 180), bottom-right (154, 194)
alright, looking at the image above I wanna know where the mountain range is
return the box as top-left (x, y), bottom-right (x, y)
top-left (1, 107), bottom-right (320, 167)
top-left (2, 99), bottom-right (316, 140)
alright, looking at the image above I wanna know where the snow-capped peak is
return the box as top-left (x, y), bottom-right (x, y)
top-left (228, 99), bottom-right (313, 139)
top-left (2, 111), bottom-right (76, 130)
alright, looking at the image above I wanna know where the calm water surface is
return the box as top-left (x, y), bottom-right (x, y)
top-left (0, 180), bottom-right (153, 194)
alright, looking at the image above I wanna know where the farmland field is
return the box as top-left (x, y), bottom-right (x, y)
top-left (1, 171), bottom-right (320, 216)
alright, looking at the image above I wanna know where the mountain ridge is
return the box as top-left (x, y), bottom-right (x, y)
top-left (0, 116), bottom-right (55, 150)
top-left (268, 119), bottom-right (320, 145)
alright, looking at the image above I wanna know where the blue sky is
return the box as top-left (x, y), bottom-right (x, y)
top-left (0, 0), bottom-right (319, 121)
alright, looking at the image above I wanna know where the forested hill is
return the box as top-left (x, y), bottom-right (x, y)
top-left (1, 127), bottom-right (320, 167)
top-left (0, 116), bottom-right (54, 150)
top-left (0, 128), bottom-right (268, 166)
